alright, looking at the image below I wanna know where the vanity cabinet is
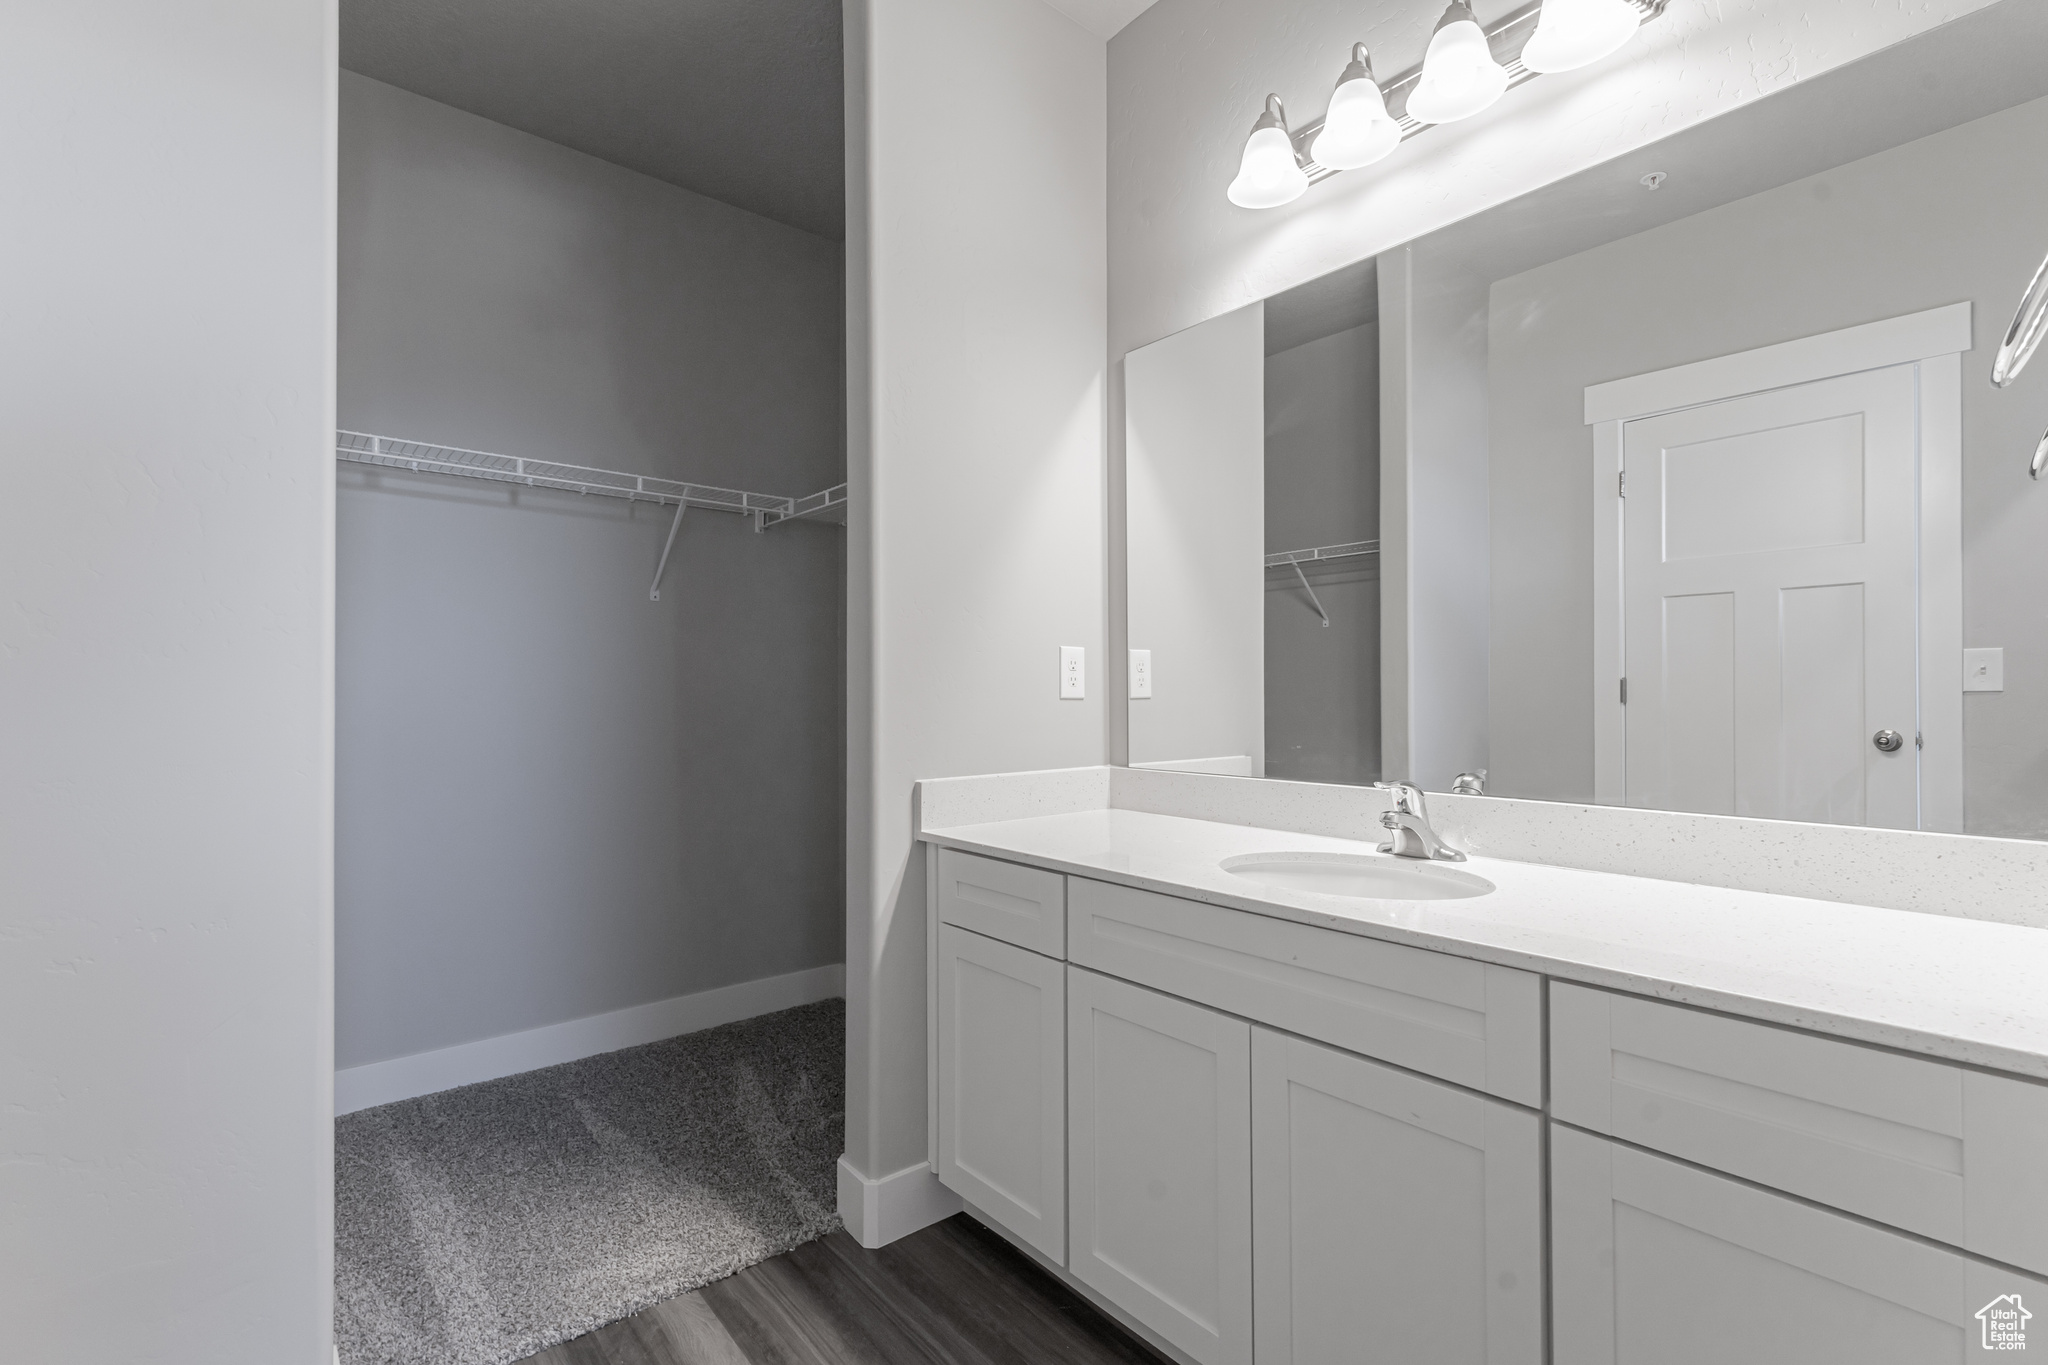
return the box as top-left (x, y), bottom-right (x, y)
top-left (1069, 876), bottom-right (1543, 1106)
top-left (1068, 966), bottom-right (1254, 1365)
top-left (934, 923), bottom-right (1066, 1260)
top-left (1251, 1028), bottom-right (1543, 1365)
top-left (1552, 982), bottom-right (2048, 1275)
top-left (928, 847), bottom-right (2048, 1365)
top-left (1551, 1124), bottom-right (2047, 1364)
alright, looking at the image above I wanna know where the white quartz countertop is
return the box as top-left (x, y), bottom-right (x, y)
top-left (922, 807), bottom-right (2048, 1080)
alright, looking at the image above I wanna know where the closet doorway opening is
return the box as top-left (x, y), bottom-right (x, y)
top-left (332, 2), bottom-right (849, 1361)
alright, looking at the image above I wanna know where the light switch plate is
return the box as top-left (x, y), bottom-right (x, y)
top-left (1059, 645), bottom-right (1085, 700)
top-left (1965, 647), bottom-right (2005, 692)
top-left (1129, 649), bottom-right (1152, 699)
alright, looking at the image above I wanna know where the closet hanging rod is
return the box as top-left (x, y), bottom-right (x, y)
top-left (1264, 538), bottom-right (1379, 568)
top-left (335, 430), bottom-right (848, 530)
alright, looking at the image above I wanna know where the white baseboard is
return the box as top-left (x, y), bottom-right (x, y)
top-left (837, 1155), bottom-right (962, 1249)
top-left (335, 963), bottom-right (845, 1115)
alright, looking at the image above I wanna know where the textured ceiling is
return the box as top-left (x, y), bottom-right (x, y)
top-left (341, 0), bottom-right (845, 239)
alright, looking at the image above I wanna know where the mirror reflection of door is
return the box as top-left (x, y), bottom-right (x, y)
top-left (1624, 369), bottom-right (1918, 825)
top-left (1601, 315), bottom-right (1967, 832)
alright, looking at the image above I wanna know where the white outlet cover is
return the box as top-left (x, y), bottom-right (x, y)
top-left (1964, 646), bottom-right (2005, 692)
top-left (1060, 645), bottom-right (1086, 699)
top-left (1128, 648), bottom-right (1152, 699)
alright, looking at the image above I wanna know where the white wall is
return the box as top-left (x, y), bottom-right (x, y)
top-left (1487, 95), bottom-right (2048, 833)
top-left (1380, 247), bottom-right (1490, 791)
top-left (0, 5), bottom-right (337, 1363)
top-left (844, 0), bottom-right (1108, 1241)
top-left (1127, 303), bottom-right (1266, 771)
top-left (335, 75), bottom-right (845, 1074)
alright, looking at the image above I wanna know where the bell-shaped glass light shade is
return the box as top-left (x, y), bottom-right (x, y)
top-left (1521, 0), bottom-right (1640, 74)
top-left (1227, 102), bottom-right (1308, 209)
top-left (1309, 49), bottom-right (1401, 171)
top-left (1405, 5), bottom-right (1510, 124)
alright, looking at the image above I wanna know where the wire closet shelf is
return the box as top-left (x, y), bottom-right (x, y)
top-left (337, 430), bottom-right (846, 601)
top-left (335, 431), bottom-right (848, 529)
top-left (1265, 538), bottom-right (1378, 629)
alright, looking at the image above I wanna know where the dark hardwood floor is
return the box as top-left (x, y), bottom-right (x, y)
top-left (519, 1214), bottom-right (1167, 1365)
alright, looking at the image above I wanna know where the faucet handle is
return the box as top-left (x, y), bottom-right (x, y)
top-left (1373, 780), bottom-right (1425, 815)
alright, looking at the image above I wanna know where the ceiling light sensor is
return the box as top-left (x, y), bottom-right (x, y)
top-left (1309, 44), bottom-right (1402, 171)
top-left (1227, 94), bottom-right (1311, 209)
top-left (1405, 1), bottom-right (1511, 125)
top-left (1522, 0), bottom-right (1643, 74)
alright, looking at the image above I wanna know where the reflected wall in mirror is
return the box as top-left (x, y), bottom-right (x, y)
top-left (1123, 0), bottom-right (2048, 838)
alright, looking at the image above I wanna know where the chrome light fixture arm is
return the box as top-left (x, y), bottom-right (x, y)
top-left (1990, 243), bottom-right (2048, 480)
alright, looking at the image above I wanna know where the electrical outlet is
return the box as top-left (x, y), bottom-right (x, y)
top-left (1965, 647), bottom-right (2005, 692)
top-left (1059, 645), bottom-right (1086, 700)
top-left (1129, 649), bottom-right (1153, 699)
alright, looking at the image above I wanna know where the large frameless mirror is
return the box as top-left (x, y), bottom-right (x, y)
top-left (1124, 0), bottom-right (2048, 838)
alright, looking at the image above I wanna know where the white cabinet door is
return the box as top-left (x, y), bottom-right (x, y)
top-left (1068, 966), bottom-right (1252, 1365)
top-left (1552, 1125), bottom-right (2048, 1364)
top-left (935, 923), bottom-right (1065, 1262)
top-left (1552, 981), bottom-right (2048, 1276)
top-left (1253, 1028), bottom-right (1542, 1365)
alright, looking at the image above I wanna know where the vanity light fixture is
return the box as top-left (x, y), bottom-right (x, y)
top-left (1227, 94), bottom-right (1311, 209)
top-left (1223, 0), bottom-right (1672, 209)
top-left (1309, 45), bottom-right (1402, 171)
top-left (1520, 0), bottom-right (1642, 73)
top-left (1406, 2), bottom-right (1511, 125)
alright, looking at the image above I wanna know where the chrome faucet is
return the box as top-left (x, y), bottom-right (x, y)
top-left (1372, 781), bottom-right (1466, 862)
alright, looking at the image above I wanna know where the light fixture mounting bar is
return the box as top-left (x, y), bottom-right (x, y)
top-left (1289, 0), bottom-right (1670, 183)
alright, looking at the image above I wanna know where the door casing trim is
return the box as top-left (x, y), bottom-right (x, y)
top-left (1589, 303), bottom-right (1968, 831)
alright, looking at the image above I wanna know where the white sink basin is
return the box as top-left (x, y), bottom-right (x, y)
top-left (1220, 852), bottom-right (1494, 901)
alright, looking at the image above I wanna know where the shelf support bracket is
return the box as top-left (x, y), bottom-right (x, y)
top-left (650, 500), bottom-right (687, 601)
top-left (1291, 562), bottom-right (1331, 627)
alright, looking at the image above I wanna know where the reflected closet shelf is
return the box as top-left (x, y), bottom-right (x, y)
top-left (1264, 539), bottom-right (1378, 568)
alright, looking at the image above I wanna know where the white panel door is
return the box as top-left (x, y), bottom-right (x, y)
top-left (1068, 966), bottom-right (1252, 1365)
top-left (935, 924), bottom-right (1066, 1261)
top-left (1251, 1028), bottom-right (1542, 1365)
top-left (1623, 364), bottom-right (1919, 827)
top-left (1552, 1125), bottom-right (2048, 1364)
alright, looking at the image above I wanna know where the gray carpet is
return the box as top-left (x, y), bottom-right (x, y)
top-left (334, 998), bottom-right (845, 1365)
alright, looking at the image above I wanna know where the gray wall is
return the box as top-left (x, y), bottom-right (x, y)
top-left (843, 0), bottom-right (1108, 1231)
top-left (1, 4), bottom-right (336, 1360)
top-left (336, 74), bottom-right (845, 1069)
top-left (1265, 322), bottom-right (1381, 785)
top-left (1488, 95), bottom-right (2048, 837)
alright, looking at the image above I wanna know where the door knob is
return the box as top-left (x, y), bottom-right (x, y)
top-left (1872, 729), bottom-right (1905, 753)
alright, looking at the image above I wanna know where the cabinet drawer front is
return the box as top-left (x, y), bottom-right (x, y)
top-left (936, 925), bottom-right (1066, 1262)
top-left (1551, 1126), bottom-right (2047, 1365)
top-left (1252, 1029), bottom-right (1542, 1365)
top-left (1069, 877), bottom-right (1541, 1106)
top-left (1551, 983), bottom-right (2048, 1275)
top-left (1068, 967), bottom-right (1252, 1365)
top-left (936, 848), bottom-right (1065, 956)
